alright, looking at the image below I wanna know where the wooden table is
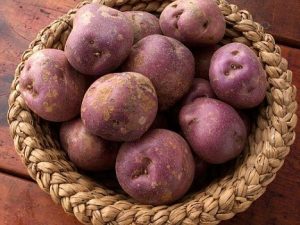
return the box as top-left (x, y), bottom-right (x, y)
top-left (0, 0), bottom-right (299, 224)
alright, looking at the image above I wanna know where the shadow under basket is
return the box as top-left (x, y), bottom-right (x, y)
top-left (7, 0), bottom-right (297, 224)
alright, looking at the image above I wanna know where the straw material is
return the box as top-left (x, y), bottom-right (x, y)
top-left (7, 0), bottom-right (297, 224)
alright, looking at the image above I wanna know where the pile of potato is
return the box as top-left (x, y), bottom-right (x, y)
top-left (19, 0), bottom-right (267, 205)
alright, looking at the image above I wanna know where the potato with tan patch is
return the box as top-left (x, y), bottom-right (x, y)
top-left (65, 3), bottom-right (133, 76)
top-left (122, 34), bottom-right (195, 110)
top-left (123, 11), bottom-right (162, 43)
top-left (81, 72), bottom-right (158, 142)
top-left (159, 0), bottom-right (225, 46)
top-left (116, 129), bottom-right (195, 205)
top-left (60, 118), bottom-right (119, 171)
top-left (19, 49), bottom-right (87, 122)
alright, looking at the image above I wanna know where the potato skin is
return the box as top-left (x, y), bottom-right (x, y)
top-left (181, 78), bottom-right (215, 106)
top-left (19, 49), bottom-right (87, 122)
top-left (179, 98), bottom-right (247, 164)
top-left (209, 43), bottom-right (267, 108)
top-left (123, 11), bottom-right (162, 43)
top-left (122, 34), bottom-right (195, 110)
top-left (81, 72), bottom-right (158, 142)
top-left (159, 0), bottom-right (225, 46)
top-left (116, 129), bottom-right (195, 205)
top-left (65, 3), bottom-right (133, 76)
top-left (60, 118), bottom-right (119, 171)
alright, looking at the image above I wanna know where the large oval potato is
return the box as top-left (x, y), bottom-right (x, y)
top-left (81, 72), bottom-right (158, 142)
top-left (65, 3), bottom-right (133, 76)
top-left (209, 43), bottom-right (267, 108)
top-left (180, 98), bottom-right (247, 164)
top-left (159, 0), bottom-right (225, 46)
top-left (116, 129), bottom-right (195, 205)
top-left (60, 118), bottom-right (119, 171)
top-left (124, 11), bottom-right (161, 43)
top-left (122, 34), bottom-right (195, 110)
top-left (19, 49), bottom-right (87, 122)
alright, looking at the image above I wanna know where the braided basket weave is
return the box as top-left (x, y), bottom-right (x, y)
top-left (8, 0), bottom-right (297, 224)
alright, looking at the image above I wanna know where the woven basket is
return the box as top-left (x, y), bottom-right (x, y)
top-left (8, 0), bottom-right (297, 224)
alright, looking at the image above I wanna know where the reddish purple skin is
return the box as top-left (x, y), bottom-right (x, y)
top-left (116, 129), bottom-right (195, 205)
top-left (81, 72), bottom-right (158, 142)
top-left (123, 11), bottom-right (162, 43)
top-left (60, 118), bottom-right (119, 171)
top-left (181, 78), bottom-right (216, 106)
top-left (65, 4), bottom-right (133, 76)
top-left (19, 49), bottom-right (87, 122)
top-left (209, 43), bottom-right (267, 109)
top-left (193, 45), bottom-right (220, 79)
top-left (122, 34), bottom-right (195, 110)
top-left (179, 98), bottom-right (247, 164)
top-left (159, 0), bottom-right (225, 46)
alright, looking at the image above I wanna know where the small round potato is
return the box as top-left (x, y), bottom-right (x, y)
top-left (60, 118), bottom-right (119, 171)
top-left (159, 0), bottom-right (225, 46)
top-left (180, 98), bottom-right (247, 164)
top-left (181, 78), bottom-right (216, 106)
top-left (209, 43), bottom-right (267, 108)
top-left (19, 49), bottom-right (87, 122)
top-left (124, 11), bottom-right (162, 43)
top-left (193, 45), bottom-right (220, 79)
top-left (122, 34), bottom-right (195, 110)
top-left (116, 129), bottom-right (195, 205)
top-left (81, 72), bottom-right (158, 142)
top-left (65, 3), bottom-right (133, 76)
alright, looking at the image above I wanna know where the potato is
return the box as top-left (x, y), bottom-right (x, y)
top-left (193, 45), bottom-right (220, 79)
top-left (122, 34), bottom-right (195, 110)
top-left (60, 118), bottom-right (119, 171)
top-left (116, 129), bottom-right (195, 205)
top-left (19, 49), bottom-right (87, 122)
top-left (159, 0), bottom-right (225, 46)
top-left (179, 98), bottom-right (247, 164)
top-left (181, 78), bottom-right (215, 106)
top-left (123, 11), bottom-right (161, 43)
top-left (65, 3), bottom-right (133, 76)
top-left (209, 43), bottom-right (267, 108)
top-left (81, 72), bottom-right (158, 142)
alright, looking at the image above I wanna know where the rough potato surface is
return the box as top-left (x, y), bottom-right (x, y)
top-left (81, 72), bottom-right (158, 142)
top-left (19, 49), bottom-right (87, 122)
top-left (116, 129), bottom-right (195, 205)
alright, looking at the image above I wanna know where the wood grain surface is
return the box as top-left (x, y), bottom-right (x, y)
top-left (0, 0), bottom-right (299, 225)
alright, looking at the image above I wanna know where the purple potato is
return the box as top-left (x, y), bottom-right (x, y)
top-left (19, 49), bottom-right (87, 122)
top-left (122, 34), bottom-right (195, 110)
top-left (116, 129), bottom-right (195, 205)
top-left (209, 43), bottom-right (267, 108)
top-left (65, 3), bottom-right (133, 76)
top-left (123, 11), bottom-right (162, 43)
top-left (159, 0), bottom-right (225, 46)
top-left (193, 45), bottom-right (220, 79)
top-left (60, 118), bottom-right (119, 171)
top-left (179, 98), bottom-right (247, 164)
top-left (181, 78), bottom-right (216, 106)
top-left (81, 72), bottom-right (158, 142)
